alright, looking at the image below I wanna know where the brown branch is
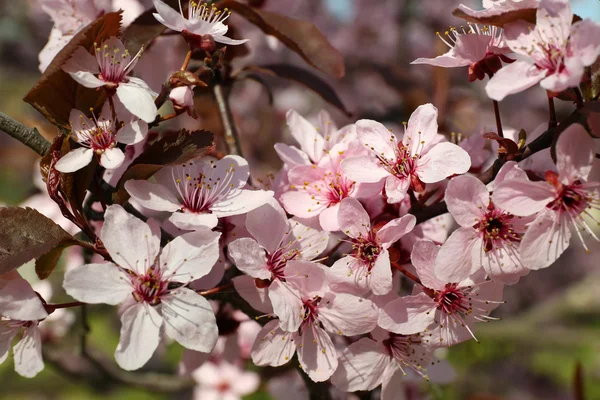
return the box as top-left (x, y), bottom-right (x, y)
top-left (493, 100), bottom-right (503, 138)
top-left (0, 112), bottom-right (50, 156)
top-left (213, 83), bottom-right (243, 156)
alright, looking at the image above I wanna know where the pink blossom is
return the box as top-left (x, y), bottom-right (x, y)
top-left (228, 198), bottom-right (329, 314)
top-left (456, 0), bottom-right (539, 20)
top-left (170, 86), bottom-right (195, 111)
top-left (55, 103), bottom-right (148, 173)
top-left (412, 23), bottom-right (514, 81)
top-left (379, 240), bottom-right (504, 346)
top-left (342, 104), bottom-right (471, 204)
top-left (328, 198), bottom-right (416, 295)
top-left (274, 109), bottom-right (356, 168)
top-left (486, 0), bottom-right (600, 100)
top-left (331, 327), bottom-right (437, 393)
top-left (435, 164), bottom-right (530, 284)
top-left (153, 0), bottom-right (248, 46)
top-left (63, 205), bottom-right (221, 370)
top-left (63, 36), bottom-right (158, 122)
top-left (125, 155), bottom-right (274, 230)
top-left (280, 139), bottom-right (382, 231)
top-left (251, 261), bottom-right (378, 382)
top-left (491, 124), bottom-right (599, 270)
top-left (192, 360), bottom-right (260, 400)
top-left (0, 271), bottom-right (48, 324)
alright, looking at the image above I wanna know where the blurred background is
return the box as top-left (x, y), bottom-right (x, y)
top-left (0, 0), bottom-right (599, 399)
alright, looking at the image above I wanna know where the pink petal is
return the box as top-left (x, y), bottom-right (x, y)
top-left (116, 82), bottom-right (157, 123)
top-left (124, 180), bottom-right (181, 212)
top-left (476, 245), bottom-right (529, 285)
top-left (0, 277), bottom-right (47, 320)
top-left (330, 338), bottom-right (390, 392)
top-left (228, 238), bottom-right (270, 280)
top-left (377, 214), bottom-right (417, 248)
top-left (367, 252), bottom-right (394, 295)
top-left (338, 198), bottom-right (371, 239)
top-left (162, 288), bottom-right (218, 352)
top-left (115, 303), bottom-right (162, 371)
top-left (340, 155), bottom-right (389, 183)
top-left (536, 0), bottom-right (572, 45)
top-left (100, 147), bottom-right (125, 169)
top-left (251, 320), bottom-right (296, 367)
top-left (570, 19), bottom-right (600, 66)
top-left (62, 46), bottom-right (100, 75)
top-left (434, 227), bottom-right (480, 283)
top-left (152, 0), bottom-right (186, 31)
top-left (410, 240), bottom-right (445, 290)
top-left (269, 280), bottom-right (304, 332)
top-left (13, 326), bottom-right (43, 378)
top-left (355, 119), bottom-right (397, 160)
top-left (318, 203), bottom-right (341, 232)
top-left (319, 293), bottom-right (378, 335)
top-left (487, 161), bottom-right (528, 191)
top-left (491, 179), bottom-right (555, 216)
top-left (555, 123), bottom-right (595, 183)
top-left (298, 326), bottom-right (337, 382)
top-left (162, 229), bottom-right (221, 282)
top-left (63, 263), bottom-right (131, 305)
top-left (245, 199), bottom-right (289, 254)
top-left (0, 326), bottom-right (18, 364)
top-left (292, 218), bottom-right (330, 260)
top-left (444, 175), bottom-right (489, 226)
top-left (485, 61), bottom-right (546, 101)
top-left (168, 211), bottom-right (219, 230)
top-left (412, 52), bottom-right (472, 68)
top-left (232, 275), bottom-right (274, 314)
top-left (328, 256), bottom-right (372, 296)
top-left (54, 147), bottom-right (93, 173)
top-left (101, 204), bottom-right (161, 275)
top-left (69, 109), bottom-right (95, 136)
top-left (274, 143), bottom-right (310, 168)
top-left (211, 189), bottom-right (274, 218)
top-left (520, 211), bottom-right (571, 270)
top-left (404, 103), bottom-right (439, 155)
top-left (213, 35), bottom-right (250, 46)
top-left (280, 191), bottom-right (325, 218)
top-left (117, 120), bottom-right (148, 145)
top-left (417, 142), bottom-right (471, 183)
top-left (286, 109), bottom-right (324, 163)
top-left (384, 175), bottom-right (410, 204)
top-left (378, 293), bottom-right (436, 335)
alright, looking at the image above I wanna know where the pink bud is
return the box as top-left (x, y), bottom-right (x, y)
top-left (170, 86), bottom-right (194, 110)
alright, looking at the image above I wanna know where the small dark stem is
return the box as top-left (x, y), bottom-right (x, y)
top-left (548, 94), bottom-right (557, 128)
top-left (391, 262), bottom-right (422, 285)
top-left (107, 95), bottom-right (117, 121)
top-left (213, 83), bottom-right (243, 156)
top-left (197, 283), bottom-right (234, 296)
top-left (45, 301), bottom-right (85, 313)
top-left (493, 100), bottom-right (503, 138)
top-left (0, 112), bottom-right (50, 156)
top-left (575, 87), bottom-right (584, 108)
top-left (154, 83), bottom-right (171, 110)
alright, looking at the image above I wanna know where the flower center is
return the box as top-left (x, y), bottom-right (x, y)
top-left (189, 1), bottom-right (231, 26)
top-left (548, 183), bottom-right (591, 216)
top-left (474, 205), bottom-right (521, 252)
top-left (267, 246), bottom-right (301, 280)
top-left (382, 333), bottom-right (429, 378)
top-left (352, 233), bottom-right (382, 270)
top-left (131, 268), bottom-right (169, 306)
top-left (435, 283), bottom-right (469, 315)
top-left (300, 297), bottom-right (321, 331)
top-left (93, 40), bottom-right (142, 85)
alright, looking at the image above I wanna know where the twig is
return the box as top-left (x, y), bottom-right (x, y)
top-left (392, 262), bottom-right (422, 285)
top-left (213, 83), bottom-right (243, 156)
top-left (493, 100), bottom-right (503, 137)
top-left (0, 112), bottom-right (50, 156)
top-left (181, 50), bottom-right (193, 71)
top-left (548, 94), bottom-right (557, 128)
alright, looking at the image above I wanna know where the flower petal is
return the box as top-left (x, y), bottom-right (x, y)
top-left (115, 302), bottom-right (162, 371)
top-left (55, 147), bottom-right (93, 173)
top-left (378, 293), bottom-right (436, 335)
top-left (341, 155), bottom-right (389, 183)
top-left (168, 211), bottom-right (219, 230)
top-left (124, 180), bottom-right (181, 212)
top-left (520, 212), bottom-right (571, 270)
top-left (356, 119), bottom-right (397, 160)
top-left (101, 204), bottom-right (161, 275)
top-left (485, 60), bottom-right (546, 101)
top-left (338, 198), bottom-right (371, 239)
top-left (232, 275), bottom-right (273, 314)
top-left (555, 123), bottom-right (595, 183)
top-left (117, 120), bottom-right (148, 145)
top-left (377, 214), bottom-right (417, 248)
top-left (162, 229), bottom-right (221, 282)
top-left (319, 293), bottom-right (378, 336)
top-left (298, 326), bottom-right (338, 382)
top-left (445, 175), bottom-right (489, 226)
top-left (404, 103), bottom-right (439, 155)
top-left (0, 276), bottom-right (47, 320)
top-left (211, 189), bottom-right (274, 218)
top-left (434, 227), bottom-right (480, 283)
top-left (116, 82), bottom-right (158, 123)
top-left (251, 320), bottom-right (296, 367)
top-left (152, 0), bottom-right (186, 31)
top-left (100, 147), bottom-right (125, 169)
top-left (417, 142), bottom-right (471, 183)
top-left (330, 338), bottom-right (390, 392)
top-left (245, 198), bottom-right (289, 254)
top-left (162, 288), bottom-right (218, 352)
top-left (228, 238), bottom-right (270, 280)
top-left (286, 109), bottom-right (324, 163)
top-left (63, 263), bottom-right (131, 305)
top-left (13, 326), bottom-right (44, 378)
top-left (491, 179), bottom-right (555, 216)
top-left (411, 240), bottom-right (445, 290)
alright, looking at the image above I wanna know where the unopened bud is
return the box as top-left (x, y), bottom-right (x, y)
top-left (200, 34), bottom-right (216, 53)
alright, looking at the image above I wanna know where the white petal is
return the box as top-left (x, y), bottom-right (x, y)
top-left (162, 288), bottom-right (218, 352)
top-left (115, 303), bottom-right (162, 371)
top-left (286, 109), bottom-right (324, 163)
top-left (162, 229), bottom-right (221, 282)
top-left (212, 35), bottom-right (250, 46)
top-left (232, 275), bottom-right (274, 314)
top-left (124, 180), bottom-right (181, 212)
top-left (331, 338), bottom-right (390, 392)
top-left (54, 148), bottom-right (93, 173)
top-left (100, 148), bottom-right (125, 169)
top-left (168, 212), bottom-right (219, 230)
top-left (245, 198), bottom-right (289, 254)
top-left (417, 142), bottom-right (471, 183)
top-left (13, 326), bottom-right (44, 378)
top-left (152, 0), bottom-right (186, 31)
top-left (116, 83), bottom-right (158, 123)
top-left (117, 120), bottom-right (148, 145)
top-left (0, 277), bottom-right (47, 320)
top-left (251, 320), bottom-right (296, 367)
top-left (228, 238), bottom-right (271, 280)
top-left (63, 263), bottom-right (131, 305)
top-left (319, 293), bottom-right (378, 335)
top-left (298, 326), bottom-right (337, 382)
top-left (211, 189), bottom-right (274, 218)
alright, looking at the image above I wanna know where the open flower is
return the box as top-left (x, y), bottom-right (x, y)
top-left (55, 104), bottom-right (148, 173)
top-left (341, 104), bottom-right (471, 204)
top-left (486, 0), bottom-right (600, 100)
top-left (125, 155), bottom-right (274, 230)
top-left (228, 198), bottom-right (329, 314)
top-left (63, 205), bottom-right (221, 371)
top-left (379, 240), bottom-right (504, 346)
top-left (412, 23), bottom-right (514, 81)
top-left (328, 198), bottom-right (416, 295)
top-left (331, 327), bottom-right (437, 394)
top-left (251, 261), bottom-right (379, 382)
top-left (435, 163), bottom-right (531, 285)
top-left (491, 124), bottom-right (599, 270)
top-left (63, 36), bottom-right (157, 122)
top-left (192, 361), bottom-right (260, 400)
top-left (153, 0), bottom-right (248, 46)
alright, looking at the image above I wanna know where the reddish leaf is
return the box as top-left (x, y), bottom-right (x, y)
top-left (113, 130), bottom-right (215, 204)
top-left (241, 64), bottom-right (351, 116)
top-left (217, 1), bottom-right (344, 78)
top-left (0, 207), bottom-right (78, 275)
top-left (23, 12), bottom-right (122, 128)
top-left (483, 132), bottom-right (519, 156)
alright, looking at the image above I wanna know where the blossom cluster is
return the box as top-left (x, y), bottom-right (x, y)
top-left (0, 0), bottom-right (598, 399)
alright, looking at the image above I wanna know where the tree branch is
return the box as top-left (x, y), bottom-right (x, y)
top-left (0, 112), bottom-right (50, 156)
top-left (213, 83), bottom-right (243, 156)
